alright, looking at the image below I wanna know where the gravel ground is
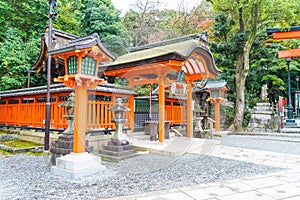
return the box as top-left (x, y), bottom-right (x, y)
top-left (218, 135), bottom-right (300, 154)
top-left (0, 153), bottom-right (283, 200)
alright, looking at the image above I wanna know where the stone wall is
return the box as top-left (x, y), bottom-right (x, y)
top-left (86, 134), bottom-right (112, 151)
top-left (19, 130), bottom-right (112, 151)
top-left (19, 131), bottom-right (59, 147)
top-left (248, 102), bottom-right (275, 131)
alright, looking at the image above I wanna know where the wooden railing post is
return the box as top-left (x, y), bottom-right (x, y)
top-left (207, 117), bottom-right (216, 139)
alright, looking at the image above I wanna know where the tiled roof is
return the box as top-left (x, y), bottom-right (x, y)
top-left (0, 83), bottom-right (134, 98)
top-left (31, 29), bottom-right (78, 71)
top-left (127, 32), bottom-right (208, 53)
top-left (104, 39), bottom-right (206, 68)
top-left (204, 80), bottom-right (228, 90)
top-left (49, 33), bottom-right (115, 60)
top-left (103, 37), bottom-right (221, 82)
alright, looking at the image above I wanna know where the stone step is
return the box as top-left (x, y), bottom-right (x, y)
top-left (280, 127), bottom-right (300, 134)
top-left (99, 149), bottom-right (137, 157)
top-left (50, 147), bottom-right (72, 155)
top-left (58, 134), bottom-right (74, 141)
top-left (103, 144), bottom-right (134, 151)
top-left (100, 153), bottom-right (139, 162)
top-left (54, 140), bottom-right (73, 149)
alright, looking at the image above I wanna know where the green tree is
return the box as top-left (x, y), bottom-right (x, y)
top-left (0, 0), bottom-right (48, 41)
top-left (0, 1), bottom-right (13, 40)
top-left (101, 32), bottom-right (131, 57)
top-left (53, 0), bottom-right (84, 36)
top-left (0, 28), bottom-right (41, 90)
top-left (209, 0), bottom-right (300, 132)
top-left (0, 0), bottom-right (50, 89)
top-left (82, 0), bottom-right (130, 56)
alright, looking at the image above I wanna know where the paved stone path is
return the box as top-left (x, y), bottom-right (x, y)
top-left (103, 143), bottom-right (300, 200)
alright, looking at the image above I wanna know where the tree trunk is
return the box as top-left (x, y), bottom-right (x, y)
top-left (233, 3), bottom-right (258, 132)
top-left (233, 54), bottom-right (245, 132)
top-left (233, 43), bottom-right (252, 132)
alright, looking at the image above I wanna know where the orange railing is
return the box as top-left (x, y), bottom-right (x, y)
top-left (0, 101), bottom-right (67, 129)
top-left (87, 100), bottom-right (114, 129)
top-left (0, 98), bottom-right (132, 130)
top-left (0, 93), bottom-right (184, 130)
top-left (165, 99), bottom-right (186, 125)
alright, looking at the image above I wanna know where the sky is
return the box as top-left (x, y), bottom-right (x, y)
top-left (111, 0), bottom-right (202, 16)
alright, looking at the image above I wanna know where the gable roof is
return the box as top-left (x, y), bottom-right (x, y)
top-left (103, 35), bottom-right (221, 82)
top-left (31, 29), bottom-right (78, 72)
top-left (48, 33), bottom-right (115, 60)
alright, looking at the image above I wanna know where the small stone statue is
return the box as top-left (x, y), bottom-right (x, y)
top-left (261, 84), bottom-right (268, 101)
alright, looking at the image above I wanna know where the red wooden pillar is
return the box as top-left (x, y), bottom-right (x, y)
top-left (187, 84), bottom-right (193, 138)
top-left (73, 83), bottom-right (88, 153)
top-left (158, 76), bottom-right (165, 143)
top-left (214, 101), bottom-right (221, 132)
top-left (128, 94), bottom-right (135, 132)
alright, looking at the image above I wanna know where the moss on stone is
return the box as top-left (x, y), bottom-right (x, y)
top-left (0, 138), bottom-right (41, 148)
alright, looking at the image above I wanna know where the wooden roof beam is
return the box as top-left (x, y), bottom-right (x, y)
top-left (132, 78), bottom-right (159, 86)
top-left (278, 49), bottom-right (300, 58)
top-left (272, 31), bottom-right (300, 40)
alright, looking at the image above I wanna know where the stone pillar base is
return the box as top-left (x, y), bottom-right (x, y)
top-left (285, 119), bottom-right (297, 126)
top-left (51, 152), bottom-right (105, 179)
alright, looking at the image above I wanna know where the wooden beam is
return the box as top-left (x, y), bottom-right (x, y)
top-left (278, 49), bottom-right (300, 58)
top-left (272, 31), bottom-right (300, 40)
top-left (169, 60), bottom-right (184, 67)
top-left (105, 61), bottom-right (181, 78)
top-left (132, 78), bottom-right (159, 86)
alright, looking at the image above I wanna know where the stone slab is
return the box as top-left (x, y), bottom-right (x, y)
top-left (182, 185), bottom-right (237, 199)
top-left (242, 177), bottom-right (287, 189)
top-left (136, 192), bottom-right (195, 200)
top-left (274, 171), bottom-right (300, 183)
top-left (51, 152), bottom-right (105, 179)
top-left (222, 182), bottom-right (255, 193)
top-left (257, 184), bottom-right (300, 199)
top-left (219, 191), bottom-right (276, 200)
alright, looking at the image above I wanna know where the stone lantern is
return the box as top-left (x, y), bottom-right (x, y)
top-left (100, 98), bottom-right (137, 162)
top-left (109, 98), bottom-right (130, 143)
top-left (50, 92), bottom-right (75, 165)
top-left (59, 92), bottom-right (75, 135)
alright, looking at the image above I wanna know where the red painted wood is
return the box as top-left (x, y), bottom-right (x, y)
top-left (273, 31), bottom-right (300, 40)
top-left (278, 49), bottom-right (300, 58)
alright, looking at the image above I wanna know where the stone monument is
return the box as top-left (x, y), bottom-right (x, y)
top-left (248, 84), bottom-right (275, 131)
top-left (261, 84), bottom-right (268, 101)
top-left (193, 104), bottom-right (205, 138)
